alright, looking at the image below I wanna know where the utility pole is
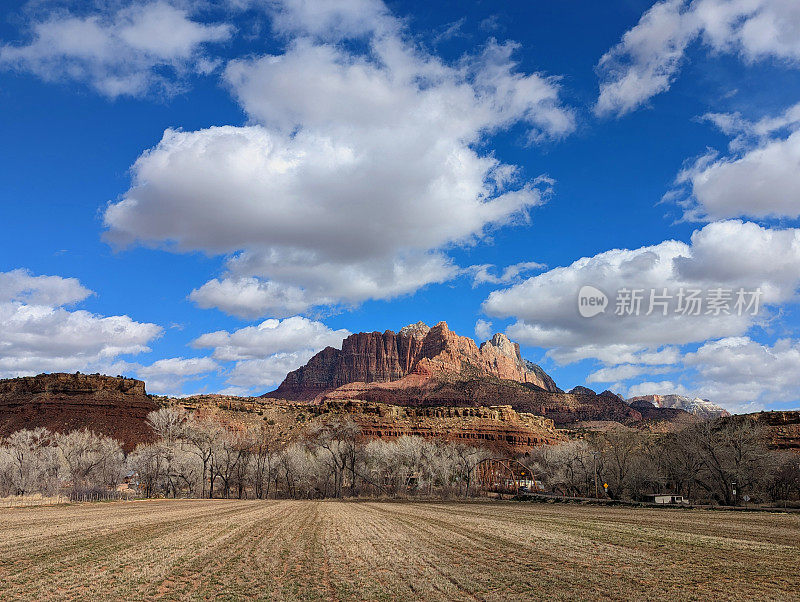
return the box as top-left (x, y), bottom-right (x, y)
top-left (592, 451), bottom-right (599, 498)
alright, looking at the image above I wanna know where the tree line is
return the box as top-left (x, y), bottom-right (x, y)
top-left (531, 420), bottom-right (800, 505)
top-left (1, 407), bottom-right (798, 505)
top-left (0, 408), bottom-right (489, 500)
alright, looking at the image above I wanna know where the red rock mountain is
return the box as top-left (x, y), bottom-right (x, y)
top-left (267, 322), bottom-right (696, 430)
top-left (0, 373), bottom-right (157, 451)
top-left (271, 321), bottom-right (560, 400)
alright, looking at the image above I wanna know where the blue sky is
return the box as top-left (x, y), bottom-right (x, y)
top-left (1, 0), bottom-right (800, 412)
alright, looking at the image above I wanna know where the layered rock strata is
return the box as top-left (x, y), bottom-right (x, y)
top-left (271, 321), bottom-right (560, 400)
top-left (0, 373), bottom-right (157, 450)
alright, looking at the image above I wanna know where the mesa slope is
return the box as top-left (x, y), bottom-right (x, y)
top-left (0, 500), bottom-right (797, 601)
top-left (0, 373), bottom-right (156, 451)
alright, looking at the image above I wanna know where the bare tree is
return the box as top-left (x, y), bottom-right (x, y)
top-left (250, 422), bottom-right (283, 499)
top-left (451, 443), bottom-right (490, 497)
top-left (56, 429), bottom-right (124, 494)
top-left (538, 440), bottom-right (594, 497)
top-left (185, 413), bottom-right (223, 498)
top-left (94, 436), bottom-right (126, 490)
top-left (3, 428), bottom-right (58, 496)
top-left (128, 443), bottom-right (164, 498)
top-left (655, 431), bottom-right (706, 501)
top-left (146, 407), bottom-right (187, 444)
top-left (363, 437), bottom-right (434, 496)
top-left (679, 419), bottom-right (770, 505)
top-left (232, 429), bottom-right (256, 499)
top-left (306, 416), bottom-right (361, 498)
top-left (214, 427), bottom-right (253, 499)
top-left (595, 431), bottom-right (643, 499)
top-left (768, 452), bottom-right (800, 505)
top-left (278, 444), bottom-right (328, 499)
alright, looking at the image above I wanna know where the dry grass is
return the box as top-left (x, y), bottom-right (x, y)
top-left (0, 494), bottom-right (68, 508)
top-left (0, 500), bottom-right (797, 601)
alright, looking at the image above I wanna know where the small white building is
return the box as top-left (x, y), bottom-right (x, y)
top-left (644, 493), bottom-right (687, 504)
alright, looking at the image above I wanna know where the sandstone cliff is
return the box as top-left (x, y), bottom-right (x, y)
top-left (0, 373), bottom-right (157, 451)
top-left (314, 400), bottom-right (564, 453)
top-left (271, 321), bottom-right (560, 400)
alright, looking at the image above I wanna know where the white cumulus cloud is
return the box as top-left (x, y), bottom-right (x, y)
top-left (226, 352), bottom-right (318, 391)
top-left (596, 0), bottom-right (800, 116)
top-left (625, 380), bottom-right (691, 399)
top-left (684, 336), bottom-right (800, 409)
top-left (671, 102), bottom-right (800, 220)
top-left (484, 220), bottom-right (800, 362)
top-left (0, 269), bottom-right (162, 378)
top-left (0, 1), bottom-right (233, 97)
top-left (193, 316), bottom-right (349, 361)
top-left (103, 0), bottom-right (574, 318)
top-left (586, 364), bottom-right (674, 384)
top-left (267, 0), bottom-right (396, 39)
top-left (474, 319), bottom-right (493, 341)
top-left (0, 268), bottom-right (91, 306)
top-left (470, 261), bottom-right (547, 287)
top-left (132, 356), bottom-right (219, 395)
top-left (192, 316), bottom-right (349, 392)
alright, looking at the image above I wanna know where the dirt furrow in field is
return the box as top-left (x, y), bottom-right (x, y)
top-left (358, 502), bottom-right (618, 599)
top-left (366, 502), bottom-right (800, 600)
top-left (0, 500), bottom-right (273, 600)
top-left (319, 501), bottom-right (484, 600)
top-left (1, 500), bottom-right (798, 601)
top-left (173, 500), bottom-right (334, 601)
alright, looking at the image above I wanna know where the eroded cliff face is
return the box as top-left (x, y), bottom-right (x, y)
top-left (0, 372), bottom-right (147, 397)
top-left (724, 411), bottom-right (800, 450)
top-left (313, 400), bottom-right (564, 453)
top-left (272, 321), bottom-right (560, 400)
top-left (0, 373), bottom-right (157, 451)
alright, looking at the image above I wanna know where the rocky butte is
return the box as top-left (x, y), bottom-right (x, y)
top-left (0, 372), bottom-right (157, 451)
